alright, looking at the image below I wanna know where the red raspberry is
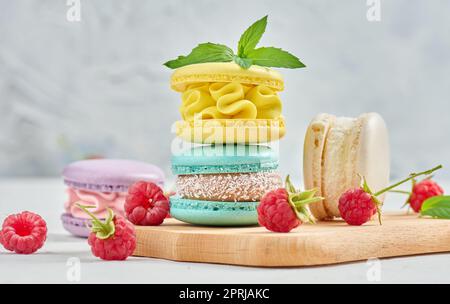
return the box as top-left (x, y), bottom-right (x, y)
top-left (339, 188), bottom-right (377, 226)
top-left (0, 211), bottom-right (47, 254)
top-left (257, 176), bottom-right (319, 233)
top-left (125, 181), bottom-right (170, 226)
top-left (258, 189), bottom-right (300, 233)
top-left (409, 180), bottom-right (444, 213)
top-left (88, 215), bottom-right (136, 261)
top-left (78, 205), bottom-right (136, 261)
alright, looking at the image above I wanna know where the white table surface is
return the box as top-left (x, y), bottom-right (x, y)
top-left (0, 178), bottom-right (449, 284)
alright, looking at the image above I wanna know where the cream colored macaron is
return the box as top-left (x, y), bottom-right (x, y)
top-left (303, 113), bottom-right (390, 220)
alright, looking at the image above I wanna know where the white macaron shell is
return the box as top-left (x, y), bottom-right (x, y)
top-left (356, 113), bottom-right (390, 198)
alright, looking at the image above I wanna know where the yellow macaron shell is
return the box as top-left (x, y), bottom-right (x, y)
top-left (171, 62), bottom-right (284, 92)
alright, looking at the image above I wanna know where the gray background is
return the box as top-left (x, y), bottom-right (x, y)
top-left (1, 0), bottom-right (449, 181)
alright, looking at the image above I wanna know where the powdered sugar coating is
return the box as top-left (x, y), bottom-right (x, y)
top-left (176, 171), bottom-right (282, 202)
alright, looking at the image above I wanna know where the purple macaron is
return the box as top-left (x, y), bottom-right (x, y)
top-left (61, 159), bottom-right (165, 237)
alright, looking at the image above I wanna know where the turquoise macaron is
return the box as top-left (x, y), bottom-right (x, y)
top-left (170, 144), bottom-right (281, 226)
top-left (171, 144), bottom-right (279, 175)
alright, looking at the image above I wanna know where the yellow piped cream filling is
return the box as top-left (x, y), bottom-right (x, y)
top-left (180, 82), bottom-right (282, 121)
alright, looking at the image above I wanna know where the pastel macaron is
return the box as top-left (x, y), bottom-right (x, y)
top-left (303, 113), bottom-right (390, 220)
top-left (171, 145), bottom-right (282, 226)
top-left (61, 159), bottom-right (165, 237)
top-left (171, 62), bottom-right (286, 144)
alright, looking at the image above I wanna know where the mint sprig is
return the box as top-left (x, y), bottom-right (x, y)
top-left (233, 56), bottom-right (253, 69)
top-left (420, 196), bottom-right (450, 219)
top-left (164, 15), bottom-right (305, 70)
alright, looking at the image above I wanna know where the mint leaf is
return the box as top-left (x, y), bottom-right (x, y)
top-left (238, 15), bottom-right (268, 57)
top-left (164, 43), bottom-right (234, 69)
top-left (233, 56), bottom-right (253, 69)
top-left (420, 196), bottom-right (450, 219)
top-left (247, 47), bottom-right (306, 69)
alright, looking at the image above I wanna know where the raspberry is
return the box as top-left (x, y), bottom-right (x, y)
top-left (125, 181), bottom-right (170, 226)
top-left (88, 215), bottom-right (136, 261)
top-left (0, 211), bottom-right (47, 254)
top-left (339, 188), bottom-right (377, 226)
top-left (258, 189), bottom-right (300, 232)
top-left (78, 205), bottom-right (136, 261)
top-left (409, 180), bottom-right (444, 213)
top-left (257, 176), bottom-right (319, 233)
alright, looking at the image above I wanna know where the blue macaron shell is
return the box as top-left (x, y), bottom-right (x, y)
top-left (170, 197), bottom-right (259, 226)
top-left (171, 144), bottom-right (278, 175)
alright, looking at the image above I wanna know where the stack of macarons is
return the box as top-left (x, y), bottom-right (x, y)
top-left (62, 159), bottom-right (165, 237)
top-left (169, 62), bottom-right (288, 226)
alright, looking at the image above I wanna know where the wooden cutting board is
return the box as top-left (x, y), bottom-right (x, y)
top-left (133, 213), bottom-right (450, 267)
